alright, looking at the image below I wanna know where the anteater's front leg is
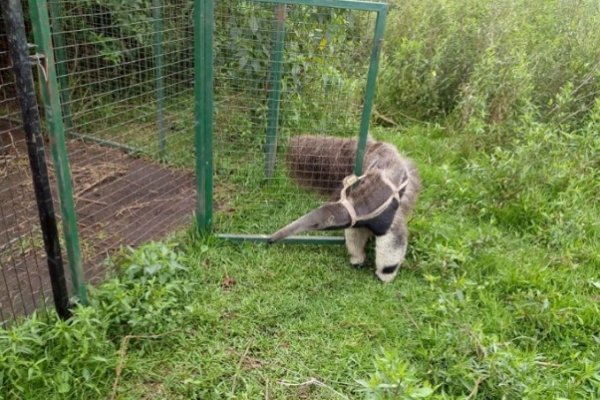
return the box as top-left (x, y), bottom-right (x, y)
top-left (374, 216), bottom-right (408, 283)
top-left (344, 227), bottom-right (371, 268)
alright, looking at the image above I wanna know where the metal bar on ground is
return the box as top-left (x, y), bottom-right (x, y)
top-left (264, 4), bottom-right (287, 178)
top-left (194, 0), bottom-right (215, 232)
top-left (153, 0), bottom-right (166, 157)
top-left (354, 5), bottom-right (388, 175)
top-left (28, 0), bottom-right (88, 305)
top-left (70, 132), bottom-right (142, 155)
top-left (1, 0), bottom-right (71, 319)
top-left (218, 234), bottom-right (345, 245)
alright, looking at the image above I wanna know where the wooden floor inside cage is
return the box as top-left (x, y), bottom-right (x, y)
top-left (0, 120), bottom-right (195, 319)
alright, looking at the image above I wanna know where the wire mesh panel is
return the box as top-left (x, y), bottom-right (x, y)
top-left (0, 15), bottom-right (52, 326)
top-left (211, 0), bottom-right (387, 237)
top-left (42, 1), bottom-right (197, 283)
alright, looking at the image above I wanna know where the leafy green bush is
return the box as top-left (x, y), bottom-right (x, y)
top-left (92, 242), bottom-right (192, 336)
top-left (357, 350), bottom-right (436, 399)
top-left (0, 308), bottom-right (116, 399)
top-left (0, 242), bottom-right (194, 399)
top-left (213, 3), bottom-right (370, 133)
top-left (55, 0), bottom-right (194, 96)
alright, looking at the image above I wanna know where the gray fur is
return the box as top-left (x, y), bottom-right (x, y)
top-left (270, 135), bottom-right (421, 282)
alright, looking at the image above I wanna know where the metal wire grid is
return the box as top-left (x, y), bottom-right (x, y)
top-left (0, 18), bottom-right (52, 327)
top-left (0, 0), bottom-right (384, 321)
top-left (46, 1), bottom-right (196, 283)
top-left (212, 1), bottom-right (378, 235)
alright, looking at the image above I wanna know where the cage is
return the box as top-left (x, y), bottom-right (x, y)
top-left (0, 11), bottom-right (55, 325)
top-left (29, 0), bottom-right (199, 292)
top-left (204, 0), bottom-right (389, 241)
top-left (13, 0), bottom-right (388, 310)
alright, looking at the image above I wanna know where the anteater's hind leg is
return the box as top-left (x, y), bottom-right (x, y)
top-left (374, 215), bottom-right (408, 283)
top-left (344, 227), bottom-right (372, 268)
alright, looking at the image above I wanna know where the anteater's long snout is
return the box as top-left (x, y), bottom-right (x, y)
top-left (268, 209), bottom-right (322, 243)
top-left (269, 203), bottom-right (351, 243)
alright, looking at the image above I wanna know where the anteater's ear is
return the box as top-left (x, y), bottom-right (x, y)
top-left (268, 203), bottom-right (351, 242)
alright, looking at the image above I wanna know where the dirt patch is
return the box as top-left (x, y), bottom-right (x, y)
top-left (1, 121), bottom-right (195, 323)
top-left (65, 139), bottom-right (195, 283)
top-left (0, 119), bottom-right (52, 322)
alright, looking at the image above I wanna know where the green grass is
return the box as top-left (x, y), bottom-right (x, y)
top-left (4, 3), bottom-right (600, 397)
top-left (2, 121), bottom-right (598, 399)
top-left (4, 1), bottom-right (599, 397)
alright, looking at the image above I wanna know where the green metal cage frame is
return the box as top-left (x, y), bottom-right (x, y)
top-left (195, 0), bottom-right (389, 244)
top-left (27, 0), bottom-right (388, 304)
top-left (29, 0), bottom-right (87, 303)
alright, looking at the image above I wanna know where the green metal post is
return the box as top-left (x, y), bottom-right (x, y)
top-left (354, 5), bottom-right (388, 175)
top-left (217, 234), bottom-right (345, 244)
top-left (194, 0), bottom-right (214, 232)
top-left (70, 132), bottom-right (142, 154)
top-left (264, 4), bottom-right (287, 178)
top-left (47, 0), bottom-right (73, 131)
top-left (153, 0), bottom-right (166, 157)
top-left (2, 0), bottom-right (72, 319)
top-left (28, 0), bottom-right (88, 304)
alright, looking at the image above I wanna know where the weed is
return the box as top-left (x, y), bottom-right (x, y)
top-left (377, 0), bottom-right (600, 130)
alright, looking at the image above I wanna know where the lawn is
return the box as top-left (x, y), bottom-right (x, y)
top-left (2, 0), bottom-right (600, 398)
top-left (2, 121), bottom-right (598, 399)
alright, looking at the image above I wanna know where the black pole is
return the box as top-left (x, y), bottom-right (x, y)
top-left (1, 0), bottom-right (71, 319)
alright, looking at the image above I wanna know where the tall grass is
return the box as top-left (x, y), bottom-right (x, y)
top-left (377, 0), bottom-right (600, 131)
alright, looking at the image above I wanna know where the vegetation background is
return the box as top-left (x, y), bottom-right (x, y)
top-left (1, 0), bottom-right (599, 398)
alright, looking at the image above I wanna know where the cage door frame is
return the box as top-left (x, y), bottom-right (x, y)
top-left (195, 0), bottom-right (389, 243)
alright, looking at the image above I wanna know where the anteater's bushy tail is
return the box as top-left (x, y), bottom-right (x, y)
top-left (286, 135), bottom-right (420, 214)
top-left (286, 135), bottom-right (360, 197)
